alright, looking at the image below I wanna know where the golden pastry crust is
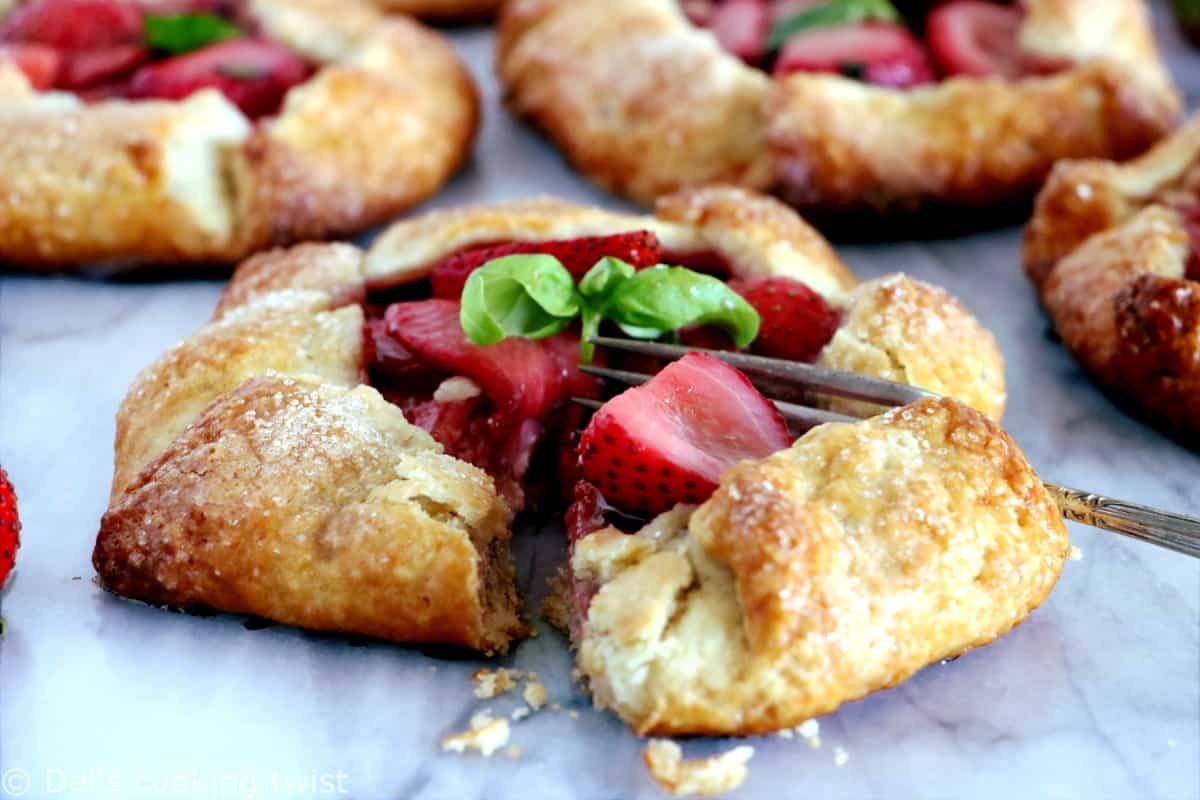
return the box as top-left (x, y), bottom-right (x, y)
top-left (96, 376), bottom-right (524, 653)
top-left (497, 0), bottom-right (1179, 217)
top-left (571, 398), bottom-right (1068, 736)
top-left (370, 0), bottom-right (498, 22)
top-left (0, 0), bottom-right (478, 272)
top-left (1023, 117), bottom-right (1200, 443)
top-left (98, 187), bottom-right (1003, 650)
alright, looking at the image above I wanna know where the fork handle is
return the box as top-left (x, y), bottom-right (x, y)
top-left (1045, 483), bottom-right (1200, 559)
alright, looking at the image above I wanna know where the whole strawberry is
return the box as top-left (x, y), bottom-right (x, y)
top-left (0, 467), bottom-right (20, 589)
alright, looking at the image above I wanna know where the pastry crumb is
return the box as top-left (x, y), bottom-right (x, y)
top-left (503, 745), bottom-right (522, 760)
top-left (549, 702), bottom-right (562, 712)
top-left (568, 710), bottom-right (580, 720)
top-left (776, 718), bottom-right (820, 747)
top-left (511, 707), bottom-right (531, 721)
top-left (1069, 545), bottom-right (1083, 561)
top-left (570, 667), bottom-right (585, 683)
top-left (523, 678), bottom-right (548, 710)
top-left (473, 667), bottom-right (522, 699)
top-left (643, 739), bottom-right (753, 797)
top-left (441, 711), bottom-right (510, 758)
top-left (833, 746), bottom-right (849, 766)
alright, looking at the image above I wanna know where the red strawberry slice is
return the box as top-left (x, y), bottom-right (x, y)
top-left (926, 1), bottom-right (1025, 79)
top-left (364, 318), bottom-right (446, 389)
top-left (728, 276), bottom-right (840, 362)
top-left (0, 0), bottom-right (144, 50)
top-left (774, 22), bottom-right (936, 89)
top-left (126, 38), bottom-right (310, 118)
top-left (0, 467), bottom-right (20, 589)
top-left (58, 44), bottom-right (149, 90)
top-left (0, 43), bottom-right (60, 89)
top-left (709, 0), bottom-right (770, 64)
top-left (429, 231), bottom-right (662, 300)
top-left (383, 299), bottom-right (589, 421)
top-left (577, 352), bottom-right (792, 516)
top-left (681, 0), bottom-right (715, 26)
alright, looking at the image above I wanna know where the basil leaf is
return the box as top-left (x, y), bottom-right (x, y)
top-left (767, 0), bottom-right (901, 51)
top-left (577, 257), bottom-right (638, 362)
top-left (459, 254), bottom-right (581, 346)
top-left (145, 13), bottom-right (242, 55)
top-left (605, 267), bottom-right (760, 347)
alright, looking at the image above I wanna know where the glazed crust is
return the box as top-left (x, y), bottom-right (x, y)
top-left (1023, 117), bottom-right (1200, 443)
top-left (0, 0), bottom-right (478, 271)
top-left (572, 398), bottom-right (1069, 736)
top-left (97, 187), bottom-right (1003, 650)
top-left (497, 0), bottom-right (1179, 217)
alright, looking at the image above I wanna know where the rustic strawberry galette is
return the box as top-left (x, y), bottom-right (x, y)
top-left (1024, 115), bottom-right (1200, 446)
top-left (498, 0), bottom-right (1180, 222)
top-left (0, 0), bottom-right (477, 271)
top-left (94, 188), bottom-right (1021, 682)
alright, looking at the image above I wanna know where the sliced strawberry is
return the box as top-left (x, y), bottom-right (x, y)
top-left (383, 299), bottom-right (589, 421)
top-left (364, 318), bottom-right (446, 389)
top-left (0, 43), bottom-right (60, 89)
top-left (728, 276), bottom-right (840, 362)
top-left (429, 231), bottom-right (662, 300)
top-left (774, 22), bottom-right (936, 89)
top-left (126, 38), bottom-right (310, 118)
top-left (709, 0), bottom-right (771, 64)
top-left (577, 352), bottom-right (792, 516)
top-left (0, 0), bottom-right (144, 49)
top-left (681, 0), bottom-right (716, 26)
top-left (926, 1), bottom-right (1025, 79)
top-left (58, 44), bottom-right (149, 90)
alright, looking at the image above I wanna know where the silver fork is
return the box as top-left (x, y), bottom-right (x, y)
top-left (573, 336), bottom-right (1200, 560)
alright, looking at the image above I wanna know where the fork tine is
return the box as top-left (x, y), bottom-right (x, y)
top-left (588, 336), bottom-right (935, 407)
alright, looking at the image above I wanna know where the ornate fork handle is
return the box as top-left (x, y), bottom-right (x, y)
top-left (1045, 483), bottom-right (1200, 559)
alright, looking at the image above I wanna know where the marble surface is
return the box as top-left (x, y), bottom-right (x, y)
top-left (2, 14), bottom-right (1200, 800)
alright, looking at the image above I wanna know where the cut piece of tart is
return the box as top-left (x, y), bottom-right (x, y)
top-left (498, 0), bottom-right (1179, 224)
top-left (0, 0), bottom-right (477, 271)
top-left (563, 368), bottom-right (1068, 735)
top-left (95, 187), bottom-right (1005, 654)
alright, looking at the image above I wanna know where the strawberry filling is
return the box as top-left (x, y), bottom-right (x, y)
top-left (0, 0), bottom-right (311, 118)
top-left (362, 233), bottom-right (841, 523)
top-left (689, 0), bottom-right (1069, 88)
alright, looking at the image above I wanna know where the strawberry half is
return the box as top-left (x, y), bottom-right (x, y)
top-left (577, 352), bottom-right (792, 516)
top-left (0, 0), bottom-right (144, 50)
top-left (383, 299), bottom-right (594, 422)
top-left (0, 43), bottom-right (60, 89)
top-left (709, 0), bottom-right (771, 64)
top-left (126, 38), bottom-right (310, 118)
top-left (59, 44), bottom-right (149, 90)
top-left (728, 276), bottom-right (841, 362)
top-left (926, 0), bottom-right (1025, 79)
top-left (429, 231), bottom-right (662, 300)
top-left (774, 22), bottom-right (936, 89)
top-left (0, 467), bottom-right (20, 590)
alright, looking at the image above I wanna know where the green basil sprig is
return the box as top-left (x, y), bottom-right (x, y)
top-left (144, 13), bottom-right (242, 55)
top-left (459, 254), bottom-right (760, 362)
top-left (767, 0), bottom-right (901, 51)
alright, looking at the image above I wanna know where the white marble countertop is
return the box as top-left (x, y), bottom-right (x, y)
top-left (2, 12), bottom-right (1199, 800)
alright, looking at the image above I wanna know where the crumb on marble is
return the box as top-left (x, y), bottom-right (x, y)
top-left (523, 678), bottom-right (548, 711)
top-left (1069, 545), bottom-right (1083, 561)
top-left (568, 710), bottom-right (580, 720)
top-left (511, 707), bottom-right (531, 722)
top-left (643, 739), bottom-right (754, 797)
top-left (504, 745), bottom-right (522, 760)
top-left (441, 711), bottom-right (510, 758)
top-left (474, 667), bottom-right (522, 699)
top-left (833, 746), bottom-right (849, 766)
